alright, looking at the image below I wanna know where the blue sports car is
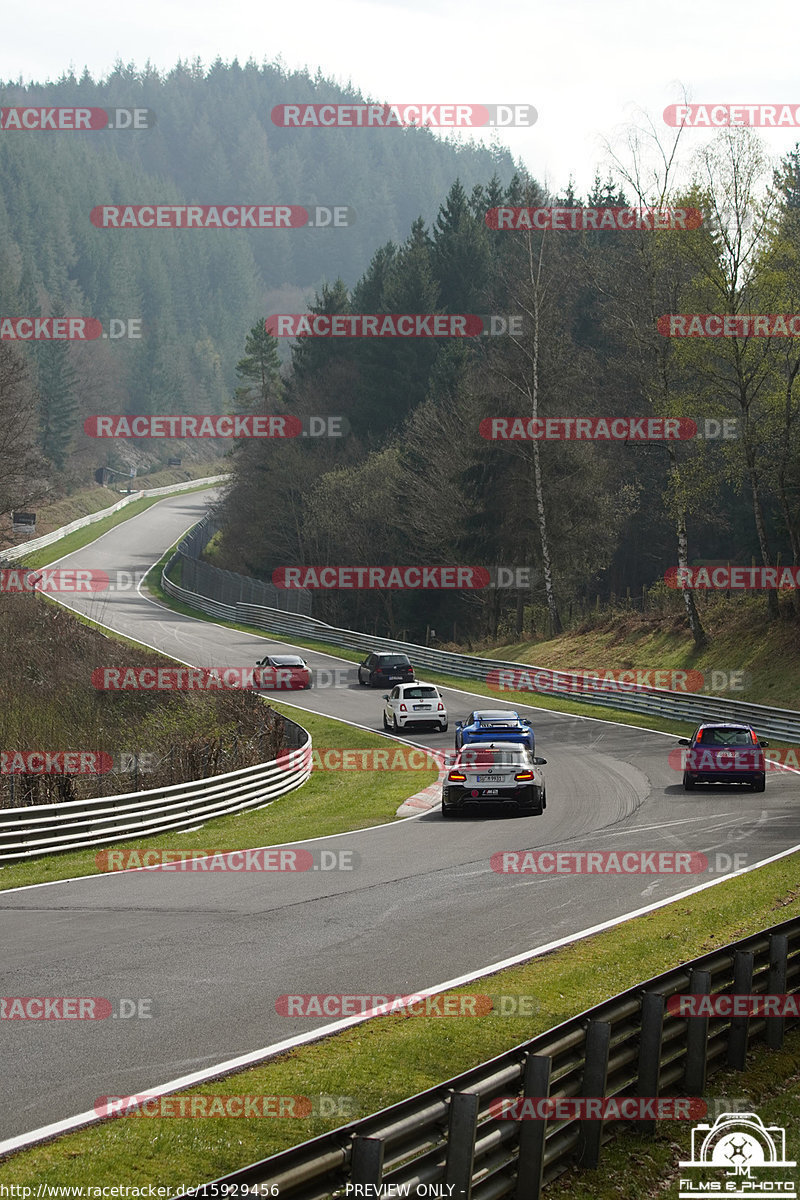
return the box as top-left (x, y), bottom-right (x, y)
top-left (455, 710), bottom-right (535, 754)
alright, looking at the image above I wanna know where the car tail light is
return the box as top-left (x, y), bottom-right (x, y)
top-left (514, 770), bottom-right (534, 781)
top-left (399, 703), bottom-right (407, 712)
top-left (750, 729), bottom-right (759, 744)
top-left (448, 770), bottom-right (467, 782)
top-left (437, 702), bottom-right (445, 711)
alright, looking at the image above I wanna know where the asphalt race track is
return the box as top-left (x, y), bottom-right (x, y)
top-left (2, 489), bottom-right (799, 1142)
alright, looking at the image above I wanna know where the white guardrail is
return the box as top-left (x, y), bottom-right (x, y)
top-left (2, 474), bottom-right (230, 560)
top-left (0, 741), bottom-right (312, 865)
top-left (162, 566), bottom-right (800, 743)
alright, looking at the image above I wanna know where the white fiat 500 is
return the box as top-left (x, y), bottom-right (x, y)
top-left (382, 683), bottom-right (448, 733)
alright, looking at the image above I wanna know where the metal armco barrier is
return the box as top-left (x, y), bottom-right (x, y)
top-left (1, 474), bottom-right (229, 561)
top-left (178, 916), bottom-right (800, 1199)
top-left (0, 734), bottom-right (311, 864)
top-left (163, 515), bottom-right (312, 616)
top-left (161, 553), bottom-right (800, 741)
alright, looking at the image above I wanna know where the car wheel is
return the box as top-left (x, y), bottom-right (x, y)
top-left (439, 722), bottom-right (448, 733)
top-left (441, 802), bottom-right (454, 818)
top-left (542, 789), bottom-right (547, 810)
top-left (683, 773), bottom-right (695, 791)
top-left (752, 773), bottom-right (766, 793)
top-left (383, 711), bottom-right (390, 730)
top-left (392, 714), bottom-right (400, 732)
top-left (358, 673), bottom-right (366, 686)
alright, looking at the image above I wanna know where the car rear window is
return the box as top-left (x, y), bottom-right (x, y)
top-left (404, 686), bottom-right (437, 698)
top-left (696, 727), bottom-right (754, 747)
top-left (459, 747), bottom-right (528, 767)
top-left (378, 656), bottom-right (411, 667)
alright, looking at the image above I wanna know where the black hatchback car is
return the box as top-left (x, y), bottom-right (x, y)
top-left (357, 651), bottom-right (414, 687)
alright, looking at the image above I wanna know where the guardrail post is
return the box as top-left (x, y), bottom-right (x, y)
top-left (727, 950), bottom-right (754, 1069)
top-left (636, 992), bottom-right (665, 1133)
top-left (351, 1136), bottom-right (384, 1185)
top-left (445, 1092), bottom-right (480, 1199)
top-left (766, 934), bottom-right (788, 1049)
top-left (515, 1054), bottom-right (551, 1199)
top-left (684, 969), bottom-right (711, 1095)
top-left (577, 1019), bottom-right (611, 1169)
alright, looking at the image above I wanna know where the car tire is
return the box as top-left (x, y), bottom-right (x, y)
top-left (683, 773), bottom-right (695, 791)
top-left (752, 773), bottom-right (766, 793)
top-left (383, 711), bottom-right (390, 730)
top-left (358, 673), bottom-right (366, 686)
top-left (441, 802), bottom-right (454, 818)
top-left (542, 789), bottom-right (547, 810)
top-left (392, 714), bottom-right (400, 733)
top-left (439, 722), bottom-right (448, 733)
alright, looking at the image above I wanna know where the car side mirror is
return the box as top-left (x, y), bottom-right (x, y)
top-left (382, 694), bottom-right (389, 700)
top-left (456, 721), bottom-right (462, 728)
top-left (532, 756), bottom-right (547, 766)
top-left (760, 740), bottom-right (769, 748)
top-left (677, 738), bottom-right (691, 746)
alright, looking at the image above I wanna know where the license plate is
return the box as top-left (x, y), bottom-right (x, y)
top-left (480, 788), bottom-right (499, 795)
top-left (389, 675), bottom-right (402, 681)
top-left (413, 704), bottom-right (430, 711)
top-left (477, 774), bottom-right (504, 782)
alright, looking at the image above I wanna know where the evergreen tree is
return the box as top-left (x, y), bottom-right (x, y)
top-left (36, 302), bottom-right (77, 470)
top-left (234, 319), bottom-right (282, 410)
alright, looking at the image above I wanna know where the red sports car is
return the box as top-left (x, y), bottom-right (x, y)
top-left (254, 654), bottom-right (312, 690)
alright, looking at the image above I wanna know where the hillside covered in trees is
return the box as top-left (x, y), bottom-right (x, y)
top-left (213, 137), bottom-right (800, 644)
top-left (0, 58), bottom-right (516, 494)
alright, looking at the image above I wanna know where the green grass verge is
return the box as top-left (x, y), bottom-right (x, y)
top-left (0, 702), bottom-right (436, 892)
top-left (22, 464), bottom-right (226, 536)
top-left (2, 847), bottom-right (799, 1188)
top-left (546, 1030), bottom-right (800, 1197)
top-left (471, 594), bottom-right (800, 712)
top-left (21, 483), bottom-right (225, 570)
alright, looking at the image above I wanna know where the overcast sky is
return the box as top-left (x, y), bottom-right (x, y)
top-left (2, 0), bottom-right (799, 196)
